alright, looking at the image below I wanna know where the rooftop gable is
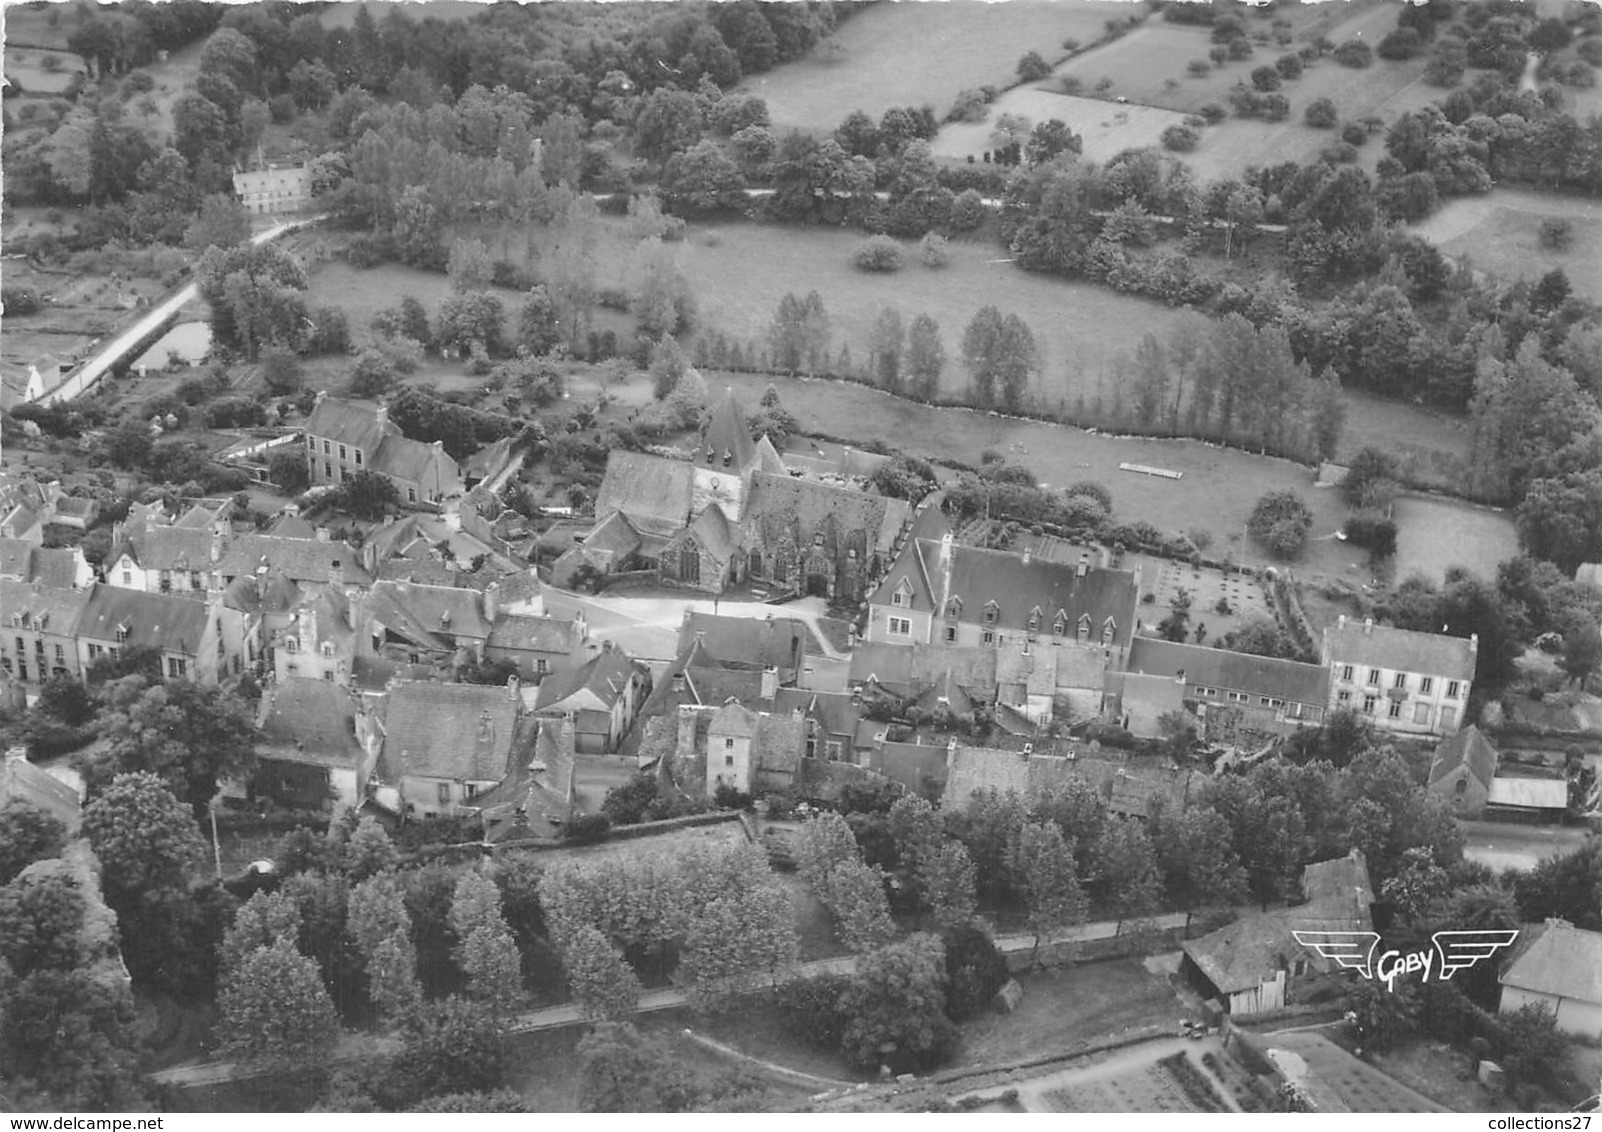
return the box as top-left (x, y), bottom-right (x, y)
top-left (1500, 921), bottom-right (1602, 1005)
top-left (303, 395), bottom-right (396, 455)
top-left (380, 679), bottom-right (520, 783)
top-left (1427, 725), bottom-right (1499, 790)
top-left (1324, 616), bottom-right (1477, 681)
top-left (1128, 637), bottom-right (1331, 706)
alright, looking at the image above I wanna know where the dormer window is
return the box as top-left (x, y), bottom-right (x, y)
top-left (983, 602), bottom-right (999, 625)
top-left (944, 596), bottom-right (962, 620)
top-left (891, 579), bottom-right (912, 608)
top-left (321, 642), bottom-right (334, 657)
top-left (1053, 614), bottom-right (1066, 637)
top-left (1102, 618), bottom-right (1116, 645)
top-left (1077, 614), bottom-right (1090, 643)
top-left (115, 623), bottom-right (130, 644)
top-left (1026, 607), bottom-right (1041, 637)
top-left (813, 533), bottom-right (824, 548)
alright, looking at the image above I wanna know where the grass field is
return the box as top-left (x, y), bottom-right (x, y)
top-left (667, 222), bottom-right (1187, 408)
top-left (2, 2), bottom-right (74, 51)
top-left (3, 46), bottom-right (87, 94)
top-left (932, 91), bottom-right (1191, 164)
top-left (709, 370), bottom-right (1515, 584)
top-left (747, 0), bottom-right (1134, 133)
top-left (1409, 187), bottom-right (1602, 299)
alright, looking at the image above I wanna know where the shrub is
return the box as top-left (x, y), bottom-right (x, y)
top-left (1304, 97), bottom-right (1338, 128)
top-left (1539, 217), bottom-right (1573, 251)
top-left (1250, 65), bottom-right (1282, 91)
top-left (1341, 122), bottom-right (1368, 147)
top-left (1333, 39), bottom-right (1373, 68)
top-left (1378, 27), bottom-right (1423, 60)
top-left (563, 813), bottom-right (611, 845)
top-left (948, 88), bottom-right (989, 123)
top-left (2, 286), bottom-right (42, 315)
top-left (1274, 53), bottom-right (1303, 79)
top-left (1199, 103), bottom-right (1228, 124)
top-left (1161, 124), bottom-right (1200, 152)
top-left (950, 189), bottom-right (988, 230)
top-left (1260, 94), bottom-right (1290, 121)
top-left (919, 232), bottom-right (950, 267)
top-left (1017, 51), bottom-right (1051, 82)
top-left (1227, 37), bottom-right (1254, 60)
top-left (1320, 141), bottom-right (1359, 164)
top-left (1187, 59), bottom-right (1212, 76)
top-left (1247, 489), bottom-right (1313, 559)
top-left (851, 235), bottom-right (904, 273)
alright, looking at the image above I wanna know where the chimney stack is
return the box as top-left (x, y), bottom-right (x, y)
top-left (316, 526), bottom-right (331, 544)
top-left (1363, 617), bottom-right (1373, 636)
top-left (483, 582), bottom-right (500, 624)
top-left (374, 400), bottom-right (388, 428)
top-left (210, 526), bottom-right (223, 563)
top-left (760, 666), bottom-right (778, 702)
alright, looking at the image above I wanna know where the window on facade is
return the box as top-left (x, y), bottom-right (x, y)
top-left (888, 617), bottom-right (911, 636)
top-left (1420, 676), bottom-right (1434, 695)
top-left (1387, 700), bottom-right (1402, 719)
top-left (944, 626), bottom-right (957, 643)
top-left (16, 661), bottom-right (26, 681)
top-left (1337, 689), bottom-right (1351, 703)
top-left (88, 644), bottom-right (103, 659)
top-left (355, 451), bottom-right (363, 466)
top-left (724, 755), bottom-right (734, 767)
top-left (1393, 672), bottom-right (1407, 690)
top-left (53, 644), bottom-right (63, 661)
top-left (323, 440), bottom-right (331, 455)
top-left (725, 738), bottom-right (735, 749)
top-left (890, 586), bottom-right (905, 608)
top-left (167, 657), bottom-right (187, 678)
top-left (1367, 668), bottom-right (1380, 685)
top-left (12, 637), bottom-right (22, 656)
top-left (307, 436), bottom-right (316, 450)
top-left (322, 643), bottom-right (334, 657)
top-left (324, 462), bottom-right (333, 479)
top-left (1228, 692), bottom-right (1248, 703)
top-left (1455, 777), bottom-right (1467, 796)
top-left (121, 570), bottom-right (132, 584)
top-left (981, 630), bottom-right (994, 645)
top-left (286, 663), bottom-right (299, 675)
top-left (983, 603), bottom-right (999, 624)
top-left (1446, 681), bottom-right (1460, 699)
top-left (407, 488), bottom-right (418, 503)
top-left (114, 625), bottom-right (129, 643)
top-left (339, 445), bottom-right (347, 460)
top-left (536, 659), bottom-right (549, 675)
top-left (1414, 703), bottom-right (1432, 725)
top-left (437, 783), bottom-right (451, 804)
top-left (1341, 664), bottom-right (1354, 682)
top-left (1363, 695), bottom-right (1377, 714)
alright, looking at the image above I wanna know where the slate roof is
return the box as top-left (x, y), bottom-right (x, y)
top-left (1500, 921), bottom-right (1602, 1005)
top-left (256, 678), bottom-right (363, 768)
top-left (372, 434), bottom-right (452, 486)
top-left (476, 717), bottom-right (575, 840)
top-left (535, 647), bottom-right (645, 712)
top-left (52, 496), bottom-right (96, 521)
top-left (941, 746), bottom-right (1085, 807)
top-left (710, 701), bottom-right (760, 738)
top-left (1323, 617), bottom-right (1477, 681)
top-left (681, 612), bottom-right (810, 672)
top-left (267, 512), bottom-right (318, 540)
top-left (849, 641), bottom-right (917, 693)
top-left (757, 711), bottom-right (806, 778)
top-left (378, 559), bottom-right (493, 590)
top-left (222, 568), bottom-right (302, 617)
top-left (0, 540), bottom-right (85, 588)
top-left (1128, 638), bottom-right (1331, 705)
top-left (774, 688), bottom-right (860, 740)
top-left (684, 665), bottom-right (767, 708)
top-left (1427, 725), bottom-right (1499, 791)
top-left (365, 580), bottom-right (491, 647)
top-left (77, 584), bottom-right (211, 653)
top-left (595, 451), bottom-right (695, 539)
top-left (487, 613), bottom-right (579, 656)
top-left (216, 533), bottom-right (372, 587)
top-left (122, 525), bottom-right (215, 572)
top-left (1486, 776), bottom-right (1569, 810)
top-left (1183, 913), bottom-right (1302, 995)
top-left (743, 472), bottom-right (911, 557)
top-left (304, 395), bottom-right (395, 455)
top-left (681, 502), bottom-right (739, 561)
top-left (873, 539), bottom-right (1140, 647)
top-left (700, 386), bottom-right (755, 472)
top-left (1299, 849), bottom-right (1374, 925)
top-left (379, 679), bottom-right (520, 783)
top-left (0, 580), bottom-right (91, 640)
top-left (581, 509), bottom-right (644, 557)
top-left (1, 752), bottom-right (82, 833)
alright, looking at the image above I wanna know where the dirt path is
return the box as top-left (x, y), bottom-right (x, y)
top-left (148, 912), bottom-right (1189, 1089)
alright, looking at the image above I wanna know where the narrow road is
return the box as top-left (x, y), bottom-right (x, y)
top-left (34, 217), bottom-right (322, 407)
top-left (146, 910), bottom-right (1190, 1088)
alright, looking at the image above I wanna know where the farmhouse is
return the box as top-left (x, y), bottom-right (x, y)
top-left (303, 394), bottom-right (462, 507)
top-left (1321, 616), bottom-right (1476, 736)
top-left (866, 533), bottom-right (1139, 665)
top-left (1426, 727), bottom-right (1570, 822)
top-left (1498, 919), bottom-right (1602, 1040)
top-left (1182, 849), bottom-right (1374, 1016)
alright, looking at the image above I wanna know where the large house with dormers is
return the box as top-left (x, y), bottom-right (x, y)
top-left (302, 393), bottom-right (462, 508)
top-left (865, 533), bottom-right (1140, 666)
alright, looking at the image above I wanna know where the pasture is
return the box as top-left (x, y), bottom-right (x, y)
top-left (1409, 187), bottom-right (1602, 299)
top-left (666, 222), bottom-right (1187, 407)
top-left (2, 1), bottom-right (73, 51)
top-left (1266, 1031), bottom-right (1446, 1112)
top-left (747, 0), bottom-right (1131, 133)
top-left (3, 46), bottom-right (87, 95)
top-left (709, 370), bottom-right (1514, 585)
top-left (932, 91), bottom-right (1191, 164)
